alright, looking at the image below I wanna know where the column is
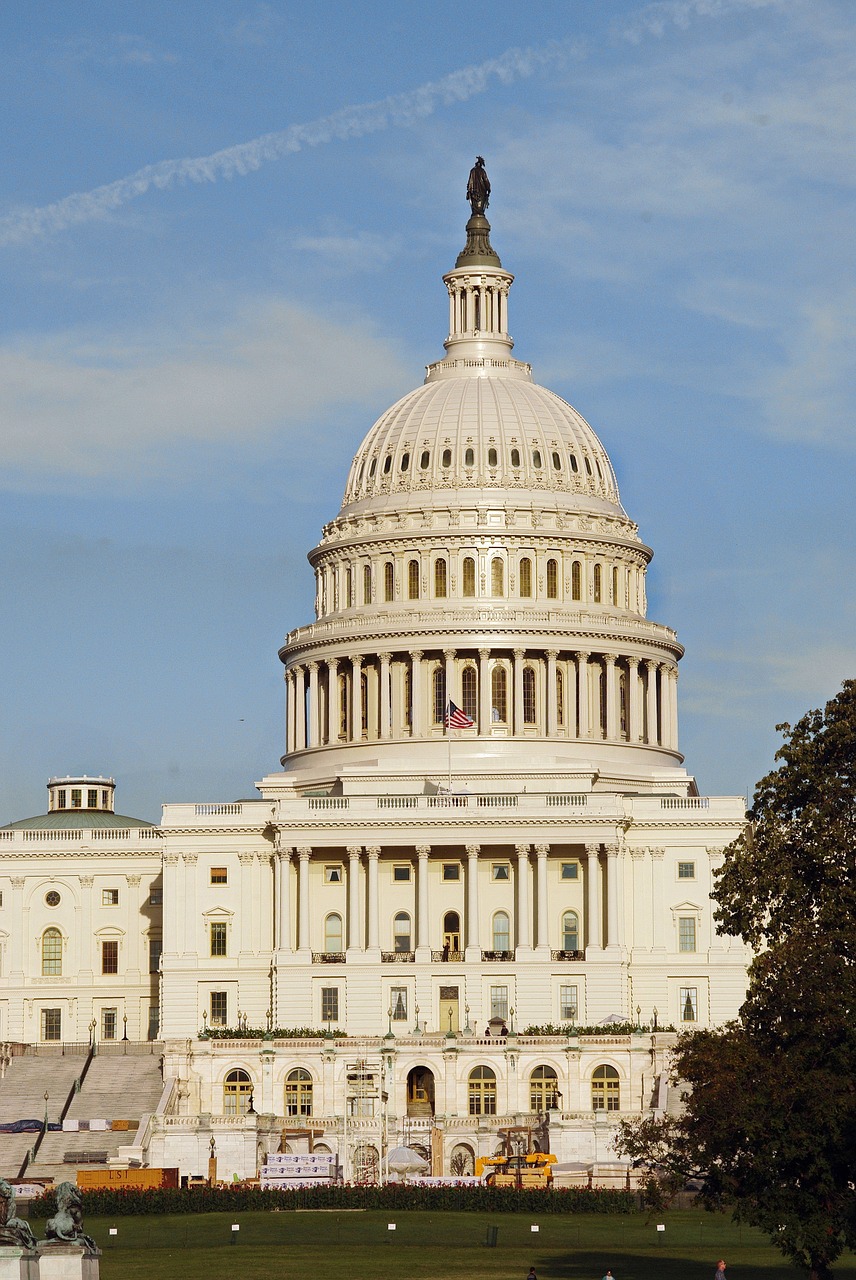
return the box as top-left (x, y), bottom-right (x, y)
top-left (546, 650), bottom-right (558, 737)
top-left (276, 846), bottom-right (292, 951)
top-left (576, 652), bottom-right (590, 738)
top-left (605, 844), bottom-right (620, 949)
top-left (349, 656), bottom-right (362, 742)
top-left (181, 855), bottom-right (197, 956)
top-left (347, 846), bottom-right (362, 951)
top-left (443, 648), bottom-right (456, 710)
top-left (238, 853), bottom-right (254, 954)
top-left (326, 659), bottom-right (339, 744)
top-left (513, 648), bottom-right (525, 735)
top-left (630, 848), bottom-right (649, 951)
top-left (285, 670), bottom-right (295, 755)
top-left (466, 844), bottom-right (480, 959)
top-left (535, 844), bottom-right (550, 950)
top-left (515, 845), bottom-right (531, 950)
top-left (646, 660), bottom-right (659, 745)
top-left (658, 663), bottom-right (671, 749)
top-left (366, 847), bottom-right (380, 951)
top-left (161, 854), bottom-right (180, 957)
top-left (416, 845), bottom-right (430, 956)
top-left (379, 652), bottom-right (392, 739)
top-left (307, 662), bottom-right (319, 748)
top-left (586, 844), bottom-right (602, 950)
top-left (604, 655), bottom-right (617, 741)
top-left (650, 847), bottom-right (666, 950)
top-left (627, 658), bottom-right (641, 742)
top-left (410, 651), bottom-right (424, 737)
top-left (478, 648), bottom-right (491, 732)
top-left (669, 665), bottom-right (679, 750)
top-left (9, 878), bottom-right (24, 978)
top-left (297, 848), bottom-right (311, 953)
top-left (79, 875), bottom-right (94, 978)
top-left (292, 668), bottom-right (305, 751)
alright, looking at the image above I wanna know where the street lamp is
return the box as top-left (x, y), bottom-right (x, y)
top-left (509, 1006), bottom-right (515, 1033)
top-left (413, 1004), bottom-right (420, 1034)
top-left (43, 1092), bottom-right (49, 1131)
top-left (122, 1014), bottom-right (128, 1042)
top-left (635, 1005), bottom-right (641, 1030)
top-left (652, 1006), bottom-right (658, 1032)
top-left (464, 1004), bottom-right (472, 1036)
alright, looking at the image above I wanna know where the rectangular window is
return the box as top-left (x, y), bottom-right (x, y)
top-left (210, 991), bottom-right (228, 1027)
top-left (88, 789), bottom-right (98, 808)
top-left (210, 922), bottom-right (227, 957)
top-left (490, 984), bottom-right (509, 1020)
top-left (393, 865), bottom-right (411, 882)
top-left (560, 862), bottom-right (579, 880)
top-left (442, 863), bottom-right (460, 881)
top-left (148, 938), bottom-right (162, 974)
top-left (102, 790), bottom-right (109, 807)
top-left (679, 917), bottom-right (697, 952)
top-left (347, 1096), bottom-right (376, 1118)
top-left (101, 1008), bottom-right (117, 1040)
top-left (678, 861), bottom-right (696, 879)
top-left (101, 940), bottom-right (119, 974)
top-left (390, 987), bottom-right (407, 1021)
top-left (492, 864), bottom-right (510, 881)
top-left (41, 1008), bottom-right (61, 1041)
top-left (324, 866), bottom-right (342, 884)
top-left (149, 889), bottom-right (163, 906)
top-left (210, 867), bottom-right (228, 884)
top-left (148, 1005), bottom-right (160, 1040)
top-left (71, 789), bottom-right (82, 809)
top-left (560, 983), bottom-right (578, 1021)
top-left (680, 987), bottom-right (698, 1022)
top-left (321, 987), bottom-right (339, 1022)
top-left (102, 888), bottom-right (119, 906)
top-left (57, 789), bottom-right (66, 809)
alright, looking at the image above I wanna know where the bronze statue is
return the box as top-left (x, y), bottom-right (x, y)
top-left (466, 156), bottom-right (490, 214)
top-left (0, 1179), bottom-right (36, 1250)
top-left (43, 1181), bottom-right (97, 1252)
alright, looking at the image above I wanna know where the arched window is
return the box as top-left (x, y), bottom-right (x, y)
top-left (42, 928), bottom-right (62, 977)
top-left (324, 914), bottom-right (343, 954)
top-left (468, 1066), bottom-right (497, 1116)
top-left (420, 450), bottom-right (430, 469)
top-left (393, 912), bottom-right (411, 953)
top-left (400, 452), bottom-right (410, 472)
top-left (384, 562), bottom-right (394, 602)
top-left (552, 451), bottom-right (561, 470)
top-left (591, 1065), bottom-right (620, 1111)
top-left (488, 446), bottom-right (498, 467)
top-left (593, 563), bottom-right (602, 603)
top-left (332, 572), bottom-right (339, 612)
top-left (345, 566), bottom-right (353, 609)
top-left (492, 911), bottom-right (511, 952)
top-left (462, 557), bottom-right (476, 598)
top-left (464, 447), bottom-right (475, 467)
top-left (433, 667), bottom-right (446, 725)
top-left (619, 669), bottom-right (628, 738)
top-left (571, 561), bottom-right (582, 601)
top-left (530, 1065), bottom-right (559, 1112)
top-left (450, 1144), bottom-right (475, 1176)
top-left (363, 564), bottom-right (372, 605)
top-left (546, 558), bottom-right (559, 599)
top-left (442, 448), bottom-right (452, 468)
top-left (569, 452), bottom-right (579, 473)
top-left (510, 447), bottom-right (521, 468)
top-left (491, 558), bottom-right (504, 597)
top-left (383, 454), bottom-right (392, 474)
top-left (443, 911), bottom-right (461, 951)
top-left (285, 1068), bottom-right (313, 1117)
top-left (224, 1068), bottom-right (253, 1116)
top-left (361, 672), bottom-right (368, 734)
top-left (556, 668), bottom-right (565, 727)
top-left (408, 560), bottom-right (420, 600)
top-left (612, 565), bottom-right (619, 604)
top-left (339, 674), bottom-right (348, 739)
top-left (523, 667), bottom-right (536, 724)
top-left (491, 666), bottom-right (507, 723)
top-left (562, 911), bottom-right (579, 952)
top-left (434, 558), bottom-right (447, 598)
top-left (532, 449), bottom-right (543, 469)
top-left (461, 666), bottom-right (477, 722)
top-left (369, 457), bottom-right (377, 478)
top-left (519, 557), bottom-right (532, 597)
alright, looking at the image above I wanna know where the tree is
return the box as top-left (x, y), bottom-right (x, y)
top-left (617, 681), bottom-right (856, 1280)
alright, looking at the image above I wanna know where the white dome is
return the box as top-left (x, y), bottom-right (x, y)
top-left (341, 372), bottom-right (623, 520)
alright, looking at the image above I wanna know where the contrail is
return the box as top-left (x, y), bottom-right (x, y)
top-left (618, 0), bottom-right (788, 43)
top-left (0, 41), bottom-right (576, 248)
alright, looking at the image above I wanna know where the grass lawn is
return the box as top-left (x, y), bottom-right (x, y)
top-left (89, 1208), bottom-right (856, 1280)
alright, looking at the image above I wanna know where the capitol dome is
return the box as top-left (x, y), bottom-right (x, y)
top-left (276, 175), bottom-right (687, 795)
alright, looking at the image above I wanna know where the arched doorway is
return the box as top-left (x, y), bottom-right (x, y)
top-left (443, 911), bottom-right (460, 952)
top-left (450, 1143), bottom-right (475, 1177)
top-left (406, 1066), bottom-right (435, 1117)
top-left (353, 1143), bottom-right (379, 1184)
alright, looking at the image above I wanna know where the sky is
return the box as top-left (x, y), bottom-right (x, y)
top-left (1, 0), bottom-right (854, 824)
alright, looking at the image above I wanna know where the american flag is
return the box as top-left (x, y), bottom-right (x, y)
top-left (445, 700), bottom-right (475, 729)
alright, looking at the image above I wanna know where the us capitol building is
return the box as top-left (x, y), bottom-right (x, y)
top-left (0, 166), bottom-right (747, 1183)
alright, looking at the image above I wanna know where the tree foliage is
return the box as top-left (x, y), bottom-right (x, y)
top-left (617, 681), bottom-right (856, 1280)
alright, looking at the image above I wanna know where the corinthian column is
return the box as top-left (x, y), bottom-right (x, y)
top-left (307, 662), bottom-right (319, 748)
top-left (535, 844), bottom-right (550, 950)
top-left (276, 846), bottom-right (292, 951)
top-left (646, 660), bottom-right (659, 744)
top-left (669, 665), bottom-right (679, 749)
top-left (586, 844), bottom-right (602, 950)
top-left (366, 847), bottom-right (380, 952)
top-left (294, 668), bottom-right (306, 750)
top-left (416, 844), bottom-right (430, 958)
top-left (605, 844), bottom-right (620, 949)
top-left (515, 845), bottom-right (531, 950)
top-left (466, 844), bottom-right (480, 959)
top-left (604, 655), bottom-right (617, 740)
top-left (576, 652), bottom-right (590, 738)
top-left (350, 656), bottom-right (362, 742)
top-left (410, 651), bottom-right (424, 737)
top-left (513, 648), bottom-right (525, 735)
top-left (627, 658), bottom-right (641, 742)
top-left (326, 659), bottom-right (339, 744)
top-left (297, 848), bottom-right (311, 953)
top-left (546, 650), bottom-right (558, 736)
top-left (347, 846), bottom-right (362, 952)
top-left (379, 652), bottom-right (392, 739)
top-left (478, 649), bottom-right (491, 732)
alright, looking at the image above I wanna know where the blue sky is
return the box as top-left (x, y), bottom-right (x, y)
top-left (1, 0), bottom-right (854, 823)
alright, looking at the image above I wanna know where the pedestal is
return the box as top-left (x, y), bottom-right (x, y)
top-left (36, 1245), bottom-right (101, 1280)
top-left (0, 1245), bottom-right (38, 1280)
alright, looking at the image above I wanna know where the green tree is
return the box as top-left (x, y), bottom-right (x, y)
top-left (617, 681), bottom-right (856, 1280)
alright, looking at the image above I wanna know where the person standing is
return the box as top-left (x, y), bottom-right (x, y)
top-left (526, 1268), bottom-right (537, 1280)
top-left (602, 1270), bottom-right (615, 1280)
top-left (715, 1260), bottom-right (727, 1280)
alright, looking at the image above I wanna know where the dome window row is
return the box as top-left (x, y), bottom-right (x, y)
top-left (354, 446), bottom-right (602, 492)
top-left (316, 552), bottom-right (645, 616)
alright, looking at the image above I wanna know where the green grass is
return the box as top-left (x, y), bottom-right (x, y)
top-left (88, 1209), bottom-right (856, 1280)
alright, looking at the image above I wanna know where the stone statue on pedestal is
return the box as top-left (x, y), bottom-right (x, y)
top-left (0, 1181), bottom-right (36, 1251)
top-left (43, 1184), bottom-right (97, 1253)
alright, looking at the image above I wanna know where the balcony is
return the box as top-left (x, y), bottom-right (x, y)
top-left (381, 951), bottom-right (415, 963)
top-left (481, 950), bottom-right (514, 962)
top-left (311, 952), bottom-right (346, 964)
top-left (431, 949), bottom-right (465, 962)
top-left (551, 949), bottom-right (585, 961)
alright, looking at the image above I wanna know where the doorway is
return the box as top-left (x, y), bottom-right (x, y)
top-left (439, 985), bottom-right (460, 1034)
top-left (406, 1066), bottom-right (435, 1117)
top-left (443, 911), bottom-right (461, 952)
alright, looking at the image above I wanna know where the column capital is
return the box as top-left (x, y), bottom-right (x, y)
top-left (346, 845), bottom-right (363, 859)
top-left (125, 874), bottom-right (141, 887)
top-left (378, 651), bottom-right (392, 663)
top-left (575, 650), bottom-right (590, 662)
top-left (706, 845), bottom-right (726, 860)
top-left (276, 844), bottom-right (293, 860)
top-left (626, 656), bottom-right (640, 670)
top-left (513, 647), bottom-right (526, 660)
top-left (604, 844), bottom-right (620, 857)
top-left (649, 846), bottom-right (666, 861)
top-left (366, 846), bottom-right (381, 860)
top-left (238, 852), bottom-right (255, 866)
top-left (79, 875), bottom-right (94, 888)
top-left (409, 649), bottom-right (423, 661)
top-left (351, 654), bottom-right (363, 668)
top-left (183, 853), bottom-right (198, 866)
top-left (515, 843), bottom-right (530, 857)
top-left (466, 844), bottom-right (480, 858)
top-left (307, 660), bottom-right (319, 673)
top-left (478, 647), bottom-right (491, 659)
top-left (629, 847), bottom-right (647, 860)
top-left (535, 843), bottom-right (550, 857)
top-left (545, 649), bottom-right (559, 661)
top-left (163, 852), bottom-right (179, 866)
top-left (604, 653), bottom-right (617, 668)
top-left (326, 656), bottom-right (338, 670)
top-left (10, 876), bottom-right (25, 890)
top-left (585, 843), bottom-right (601, 857)
top-left (416, 844), bottom-right (431, 858)
top-left (442, 648), bottom-right (456, 660)
top-left (297, 846), bottom-right (312, 861)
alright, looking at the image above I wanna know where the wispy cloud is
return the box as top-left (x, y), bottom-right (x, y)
top-left (56, 33), bottom-right (179, 67)
top-left (0, 298), bottom-right (410, 486)
top-left (617, 0), bottom-right (789, 44)
top-left (0, 41), bottom-right (576, 248)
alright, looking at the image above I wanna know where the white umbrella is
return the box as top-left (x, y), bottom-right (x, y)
top-left (386, 1146), bottom-right (429, 1180)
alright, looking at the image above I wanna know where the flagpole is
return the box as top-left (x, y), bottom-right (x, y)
top-left (447, 707), bottom-right (453, 793)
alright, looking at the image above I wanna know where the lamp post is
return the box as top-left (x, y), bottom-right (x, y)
top-left (122, 1013), bottom-right (128, 1043)
top-left (464, 1003), bottom-right (471, 1036)
top-left (88, 1019), bottom-right (97, 1051)
top-left (43, 1092), bottom-right (49, 1132)
top-left (414, 1004), bottom-right (420, 1034)
top-left (652, 1006), bottom-right (658, 1032)
top-left (386, 1005), bottom-right (393, 1037)
top-left (208, 1135), bottom-right (217, 1186)
top-left (509, 1006), bottom-right (515, 1034)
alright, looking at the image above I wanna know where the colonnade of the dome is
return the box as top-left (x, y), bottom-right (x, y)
top-left (284, 646), bottom-right (678, 757)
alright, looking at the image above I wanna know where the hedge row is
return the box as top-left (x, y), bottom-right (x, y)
top-left (30, 1183), bottom-right (637, 1219)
